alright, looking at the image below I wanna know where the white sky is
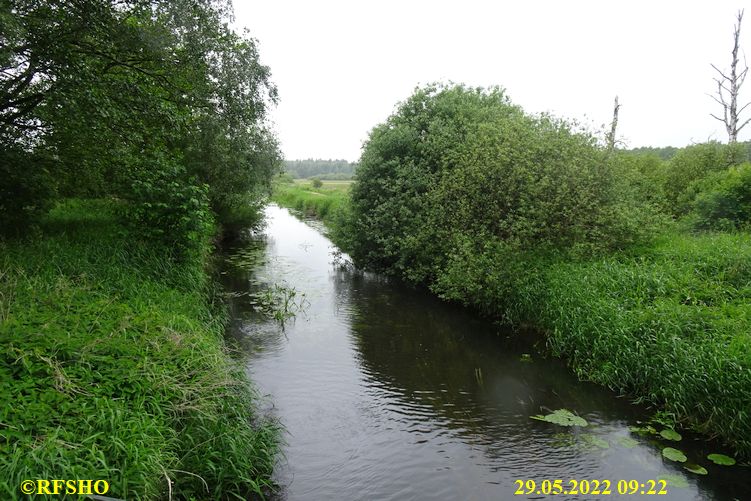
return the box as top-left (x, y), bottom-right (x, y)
top-left (234, 1), bottom-right (750, 162)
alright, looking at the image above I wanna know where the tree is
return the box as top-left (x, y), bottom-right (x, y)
top-left (606, 95), bottom-right (620, 151)
top-left (1, 0), bottom-right (280, 237)
top-left (710, 9), bottom-right (751, 144)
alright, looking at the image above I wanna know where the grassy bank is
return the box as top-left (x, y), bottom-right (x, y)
top-left (0, 199), bottom-right (278, 499)
top-left (272, 179), bottom-right (350, 226)
top-left (434, 231), bottom-right (751, 456)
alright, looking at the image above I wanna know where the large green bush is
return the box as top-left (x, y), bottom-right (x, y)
top-left (345, 84), bottom-right (662, 283)
top-left (692, 163), bottom-right (751, 230)
top-left (662, 141), bottom-right (746, 216)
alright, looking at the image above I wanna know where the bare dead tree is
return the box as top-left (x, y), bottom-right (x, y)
top-left (606, 95), bottom-right (620, 151)
top-left (710, 9), bottom-right (751, 143)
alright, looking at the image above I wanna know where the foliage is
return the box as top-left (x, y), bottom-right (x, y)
top-left (662, 142), bottom-right (746, 216)
top-left (691, 163), bottom-right (751, 230)
top-left (609, 151), bottom-right (669, 208)
top-left (1, 0), bottom-right (280, 238)
top-left (284, 158), bottom-right (357, 179)
top-left (344, 84), bottom-right (663, 284)
top-left (626, 145), bottom-right (681, 161)
top-left (0, 144), bottom-right (55, 234)
top-left (121, 154), bottom-right (214, 258)
top-left (0, 200), bottom-right (279, 499)
top-left (272, 180), bottom-right (350, 229)
top-left (311, 178), bottom-right (323, 188)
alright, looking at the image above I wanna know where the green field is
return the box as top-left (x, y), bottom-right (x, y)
top-left (272, 179), bottom-right (351, 226)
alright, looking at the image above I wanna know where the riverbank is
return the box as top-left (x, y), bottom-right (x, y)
top-left (274, 185), bottom-right (751, 460)
top-left (0, 199), bottom-right (278, 499)
top-left (271, 179), bottom-right (349, 228)
top-left (433, 230), bottom-right (751, 458)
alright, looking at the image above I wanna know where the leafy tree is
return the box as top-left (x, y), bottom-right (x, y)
top-left (1, 0), bottom-right (281, 242)
top-left (284, 159), bottom-right (357, 179)
top-left (343, 84), bottom-right (662, 284)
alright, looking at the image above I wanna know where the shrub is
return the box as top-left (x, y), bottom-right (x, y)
top-left (345, 84), bottom-right (662, 283)
top-left (0, 145), bottom-right (56, 236)
top-left (692, 163), bottom-right (751, 230)
top-left (123, 156), bottom-right (213, 258)
top-left (311, 178), bottom-right (323, 188)
top-left (662, 141), bottom-right (745, 216)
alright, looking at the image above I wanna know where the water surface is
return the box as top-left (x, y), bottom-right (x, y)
top-left (222, 205), bottom-right (749, 501)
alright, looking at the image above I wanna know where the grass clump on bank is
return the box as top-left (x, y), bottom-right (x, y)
top-left (0, 199), bottom-right (278, 499)
top-left (272, 179), bottom-right (350, 227)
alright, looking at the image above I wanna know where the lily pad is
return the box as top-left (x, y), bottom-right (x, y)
top-left (658, 474), bottom-right (689, 489)
top-left (582, 434), bottom-right (610, 449)
top-left (684, 464), bottom-right (708, 475)
top-left (550, 432), bottom-right (577, 448)
top-left (617, 436), bottom-right (639, 448)
top-left (629, 425), bottom-right (657, 435)
top-left (707, 453), bottom-right (736, 466)
top-left (530, 409), bottom-right (588, 427)
top-left (662, 447), bottom-right (687, 463)
top-left (659, 429), bottom-right (682, 441)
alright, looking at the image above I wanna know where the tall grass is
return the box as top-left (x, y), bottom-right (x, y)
top-left (0, 199), bottom-right (278, 499)
top-left (272, 180), bottom-right (349, 225)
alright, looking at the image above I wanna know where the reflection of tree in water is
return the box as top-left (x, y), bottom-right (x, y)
top-left (331, 269), bottom-right (647, 451)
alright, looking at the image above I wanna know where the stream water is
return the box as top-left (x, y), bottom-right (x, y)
top-left (221, 205), bottom-right (749, 501)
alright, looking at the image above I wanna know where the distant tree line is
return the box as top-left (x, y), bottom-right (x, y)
top-left (1, 0), bottom-right (281, 253)
top-left (284, 159), bottom-right (357, 179)
top-left (625, 141), bottom-right (751, 161)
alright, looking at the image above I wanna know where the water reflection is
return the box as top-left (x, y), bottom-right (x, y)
top-left (221, 205), bottom-right (749, 501)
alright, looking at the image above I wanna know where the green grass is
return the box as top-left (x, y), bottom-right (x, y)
top-left (0, 199), bottom-right (278, 499)
top-left (272, 180), bottom-right (350, 225)
top-left (434, 230), bottom-right (751, 457)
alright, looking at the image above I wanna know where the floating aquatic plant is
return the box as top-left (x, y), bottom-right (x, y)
top-left (581, 434), bottom-right (610, 449)
top-left (530, 409), bottom-right (588, 427)
top-left (659, 429), bottom-right (682, 441)
top-left (707, 453), bottom-right (736, 466)
top-left (662, 447), bottom-right (687, 463)
top-left (684, 464), bottom-right (708, 475)
top-left (658, 474), bottom-right (688, 489)
top-left (616, 436), bottom-right (639, 448)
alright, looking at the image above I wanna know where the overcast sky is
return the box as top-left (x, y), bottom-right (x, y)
top-left (234, 1), bottom-right (749, 162)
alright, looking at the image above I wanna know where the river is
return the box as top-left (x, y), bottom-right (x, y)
top-left (221, 205), bottom-right (749, 501)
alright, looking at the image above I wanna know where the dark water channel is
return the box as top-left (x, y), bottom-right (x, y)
top-left (221, 205), bottom-right (749, 501)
